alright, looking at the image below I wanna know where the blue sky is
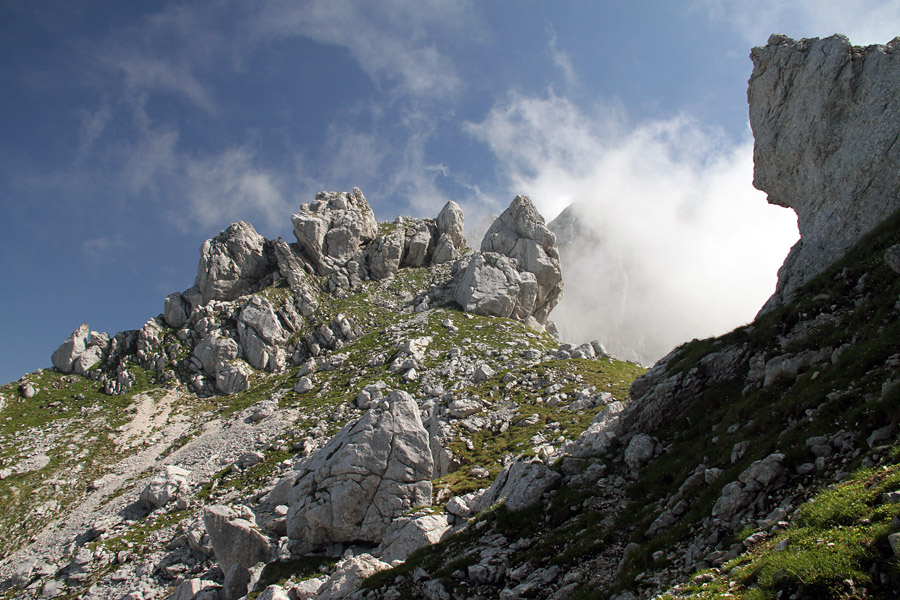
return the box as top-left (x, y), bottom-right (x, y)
top-left (2, 1), bottom-right (898, 383)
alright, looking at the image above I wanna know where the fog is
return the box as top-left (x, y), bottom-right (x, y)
top-left (466, 93), bottom-right (799, 364)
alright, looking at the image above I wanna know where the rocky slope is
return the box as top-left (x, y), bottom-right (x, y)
top-left (2, 32), bottom-right (900, 600)
top-left (0, 191), bottom-right (636, 600)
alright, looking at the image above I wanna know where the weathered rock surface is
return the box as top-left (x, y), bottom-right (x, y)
top-left (750, 34), bottom-right (900, 309)
top-left (195, 221), bottom-right (271, 303)
top-left (455, 196), bottom-right (562, 325)
top-left (480, 195), bottom-right (563, 323)
top-left (215, 359), bottom-right (253, 395)
top-left (377, 512), bottom-right (451, 563)
top-left (316, 554), bottom-right (392, 600)
top-left (203, 505), bottom-right (273, 574)
top-left (292, 189), bottom-right (377, 274)
top-left (473, 458), bottom-right (561, 512)
top-left (139, 465), bottom-right (190, 510)
top-left (238, 295), bottom-right (286, 371)
top-left (194, 333), bottom-right (240, 375)
top-left (285, 390), bottom-right (434, 546)
top-left (455, 252), bottom-right (538, 321)
top-left (51, 324), bottom-right (90, 374)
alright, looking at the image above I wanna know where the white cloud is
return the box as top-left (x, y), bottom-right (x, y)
top-left (701, 0), bottom-right (900, 46)
top-left (251, 0), bottom-right (466, 99)
top-left (547, 26), bottom-right (577, 88)
top-left (100, 53), bottom-right (216, 113)
top-left (180, 146), bottom-right (291, 231)
top-left (466, 91), bottom-right (799, 363)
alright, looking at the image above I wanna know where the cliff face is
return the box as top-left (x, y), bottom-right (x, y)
top-left (749, 34), bottom-right (900, 310)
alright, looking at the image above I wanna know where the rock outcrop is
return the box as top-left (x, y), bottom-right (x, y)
top-left (195, 221), bottom-right (271, 303)
top-left (749, 34), bottom-right (900, 309)
top-left (291, 189), bottom-right (378, 274)
top-left (455, 195), bottom-right (562, 325)
top-left (51, 324), bottom-right (109, 375)
top-left (203, 505), bottom-right (273, 574)
top-left (284, 390), bottom-right (434, 547)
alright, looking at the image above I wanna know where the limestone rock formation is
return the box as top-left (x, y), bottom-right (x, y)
top-left (455, 195), bottom-right (562, 325)
top-left (481, 195), bottom-right (563, 322)
top-left (203, 505), bottom-right (273, 574)
top-left (195, 221), bottom-right (271, 303)
top-left (291, 189), bottom-right (378, 274)
top-left (51, 324), bottom-right (90, 374)
top-left (238, 295), bottom-right (287, 371)
top-left (139, 465), bottom-right (190, 510)
top-left (455, 252), bottom-right (538, 321)
top-left (377, 512), bottom-right (451, 563)
top-left (749, 34), bottom-right (900, 309)
top-left (284, 390), bottom-right (434, 546)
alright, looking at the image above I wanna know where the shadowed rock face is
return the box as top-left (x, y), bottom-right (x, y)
top-left (749, 34), bottom-right (900, 310)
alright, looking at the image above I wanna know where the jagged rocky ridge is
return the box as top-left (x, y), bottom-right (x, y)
top-left (3, 32), bottom-right (900, 600)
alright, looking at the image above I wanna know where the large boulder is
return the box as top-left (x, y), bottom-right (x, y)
top-left (51, 324), bottom-right (90, 374)
top-left (749, 34), bottom-right (900, 310)
top-left (366, 225), bottom-right (406, 280)
top-left (203, 505), bottom-right (273, 574)
top-left (195, 221), bottom-right (272, 303)
top-left (315, 554), bottom-right (392, 600)
top-left (454, 196), bottom-right (562, 325)
top-left (237, 295), bottom-right (286, 371)
top-left (377, 512), bottom-right (451, 563)
top-left (284, 390), bottom-right (434, 546)
top-left (455, 252), bottom-right (538, 321)
top-left (472, 458), bottom-right (562, 513)
top-left (480, 195), bottom-right (563, 322)
top-left (436, 200), bottom-right (466, 250)
top-left (194, 333), bottom-right (240, 375)
top-left (140, 465), bottom-right (190, 509)
top-left (291, 188), bottom-right (377, 274)
top-left (272, 238), bottom-right (308, 293)
top-left (215, 359), bottom-right (253, 395)
top-left (164, 292), bottom-right (191, 328)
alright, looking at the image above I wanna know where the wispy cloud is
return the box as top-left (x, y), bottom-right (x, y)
top-left (547, 26), bottom-right (577, 89)
top-left (83, 234), bottom-right (127, 265)
top-left (179, 146), bottom-right (291, 231)
top-left (467, 90), bottom-right (799, 362)
top-left (700, 0), bottom-right (900, 46)
top-left (251, 0), bottom-right (467, 100)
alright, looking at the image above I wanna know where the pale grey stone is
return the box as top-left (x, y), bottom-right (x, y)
top-left (203, 505), bottom-right (273, 574)
top-left (624, 434), bottom-right (655, 471)
top-left (436, 200), bottom-right (466, 250)
top-left (480, 195), bottom-right (563, 323)
top-left (238, 295), bottom-right (286, 371)
top-left (273, 238), bottom-right (308, 292)
top-left (285, 390), bottom-right (433, 545)
top-left (292, 189), bottom-right (377, 273)
top-left (402, 221), bottom-right (436, 267)
top-left (194, 333), bottom-right (240, 375)
top-left (455, 252), bottom-right (538, 320)
top-left (196, 221), bottom-right (271, 303)
top-left (315, 554), bottom-right (392, 600)
top-left (377, 513), bottom-right (450, 562)
top-left (474, 458), bottom-right (561, 512)
top-left (140, 465), bottom-right (190, 510)
top-left (294, 376), bottom-right (314, 393)
top-left (215, 359), bottom-right (253, 395)
top-left (51, 323), bottom-right (90, 374)
top-left (164, 292), bottom-right (190, 328)
top-left (257, 585), bottom-right (290, 600)
top-left (750, 35), bottom-right (900, 309)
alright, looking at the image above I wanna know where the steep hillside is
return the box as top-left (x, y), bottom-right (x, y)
top-left (0, 192), bottom-right (644, 600)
